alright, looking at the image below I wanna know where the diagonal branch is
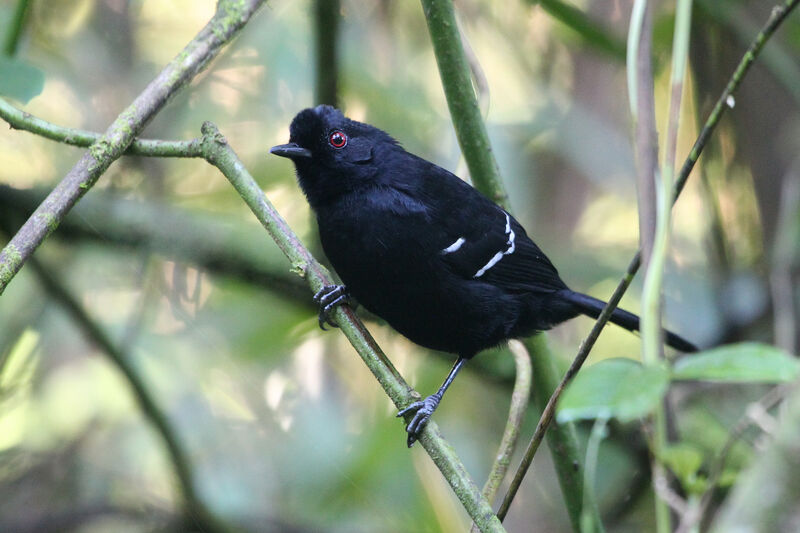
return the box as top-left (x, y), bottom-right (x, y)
top-left (0, 0), bottom-right (266, 294)
top-left (471, 340), bottom-right (532, 533)
top-left (199, 122), bottom-right (506, 533)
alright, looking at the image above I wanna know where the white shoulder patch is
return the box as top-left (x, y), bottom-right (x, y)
top-left (473, 212), bottom-right (516, 278)
top-left (442, 237), bottom-right (466, 254)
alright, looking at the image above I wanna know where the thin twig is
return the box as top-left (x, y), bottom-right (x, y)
top-left (641, 1), bottom-right (693, 531)
top-left (497, 0), bottom-right (800, 519)
top-left (199, 122), bottom-right (506, 533)
top-left (496, 268), bottom-right (635, 521)
top-left (525, 333), bottom-right (599, 531)
top-left (0, 0), bottom-right (265, 294)
top-left (0, 99), bottom-right (203, 156)
top-left (470, 341), bottom-right (531, 533)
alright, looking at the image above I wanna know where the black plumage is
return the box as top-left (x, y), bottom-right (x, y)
top-left (271, 105), bottom-right (695, 446)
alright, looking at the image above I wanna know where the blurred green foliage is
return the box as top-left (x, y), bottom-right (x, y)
top-left (0, 0), bottom-right (799, 532)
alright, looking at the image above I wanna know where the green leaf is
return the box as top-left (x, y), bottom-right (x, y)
top-left (557, 358), bottom-right (669, 423)
top-left (0, 56), bottom-right (44, 103)
top-left (672, 342), bottom-right (800, 383)
top-left (659, 443), bottom-right (706, 495)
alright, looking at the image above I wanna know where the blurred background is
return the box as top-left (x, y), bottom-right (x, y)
top-left (0, 0), bottom-right (798, 531)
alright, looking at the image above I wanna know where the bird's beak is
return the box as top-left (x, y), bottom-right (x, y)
top-left (269, 143), bottom-right (312, 159)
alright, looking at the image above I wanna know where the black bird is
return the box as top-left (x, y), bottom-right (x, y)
top-left (271, 105), bottom-right (695, 447)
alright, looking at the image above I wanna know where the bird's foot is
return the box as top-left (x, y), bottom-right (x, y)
top-left (313, 284), bottom-right (349, 330)
top-left (397, 393), bottom-right (442, 447)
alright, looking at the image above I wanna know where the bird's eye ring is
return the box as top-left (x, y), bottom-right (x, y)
top-left (328, 130), bottom-right (347, 149)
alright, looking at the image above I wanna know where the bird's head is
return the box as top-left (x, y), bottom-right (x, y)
top-left (270, 105), bottom-right (398, 208)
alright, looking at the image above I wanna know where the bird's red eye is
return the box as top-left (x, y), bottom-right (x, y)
top-left (328, 130), bottom-right (347, 148)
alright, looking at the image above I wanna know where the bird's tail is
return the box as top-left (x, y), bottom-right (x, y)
top-left (559, 289), bottom-right (697, 352)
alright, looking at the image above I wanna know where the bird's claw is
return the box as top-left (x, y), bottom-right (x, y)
top-left (397, 394), bottom-right (441, 447)
top-left (313, 284), bottom-right (349, 330)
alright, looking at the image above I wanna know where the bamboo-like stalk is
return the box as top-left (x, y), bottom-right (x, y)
top-left (313, 0), bottom-right (340, 106)
top-left (2, 0), bottom-right (30, 56)
top-left (639, 2), bottom-right (693, 531)
top-left (419, 1), bottom-right (599, 529)
top-left (419, 0), bottom-right (507, 207)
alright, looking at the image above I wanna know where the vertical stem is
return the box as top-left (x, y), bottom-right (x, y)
top-left (526, 334), bottom-right (602, 533)
top-left (419, 0), bottom-right (507, 207)
top-left (475, 341), bottom-right (532, 511)
top-left (2, 0), bottom-right (30, 56)
top-left (582, 418), bottom-right (608, 533)
top-left (628, 0), bottom-right (658, 268)
top-left (640, 2), bottom-right (693, 532)
top-left (420, 1), bottom-right (601, 527)
top-left (313, 0), bottom-right (340, 106)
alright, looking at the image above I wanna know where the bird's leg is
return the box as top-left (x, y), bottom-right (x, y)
top-left (397, 357), bottom-right (467, 447)
top-left (313, 284), bottom-right (350, 330)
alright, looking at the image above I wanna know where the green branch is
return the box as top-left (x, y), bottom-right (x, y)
top-left (313, 0), bottom-right (340, 106)
top-left (420, 0), bottom-right (507, 207)
top-left (473, 341), bottom-right (532, 529)
top-left (638, 1), bottom-right (693, 529)
top-left (526, 334), bottom-right (602, 531)
top-left (199, 122), bottom-right (505, 533)
top-left (2, 0), bottom-right (30, 56)
top-left (0, 98), bottom-right (203, 156)
top-left (498, 0), bottom-right (800, 520)
top-left (420, 1), bottom-right (599, 528)
top-left (0, 0), bottom-right (266, 294)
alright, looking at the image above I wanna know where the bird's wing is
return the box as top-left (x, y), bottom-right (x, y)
top-left (435, 202), bottom-right (568, 294)
top-left (387, 155), bottom-right (568, 294)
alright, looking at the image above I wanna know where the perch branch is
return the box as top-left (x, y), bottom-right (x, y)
top-left (199, 122), bottom-right (505, 533)
top-left (470, 341), bottom-right (532, 533)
